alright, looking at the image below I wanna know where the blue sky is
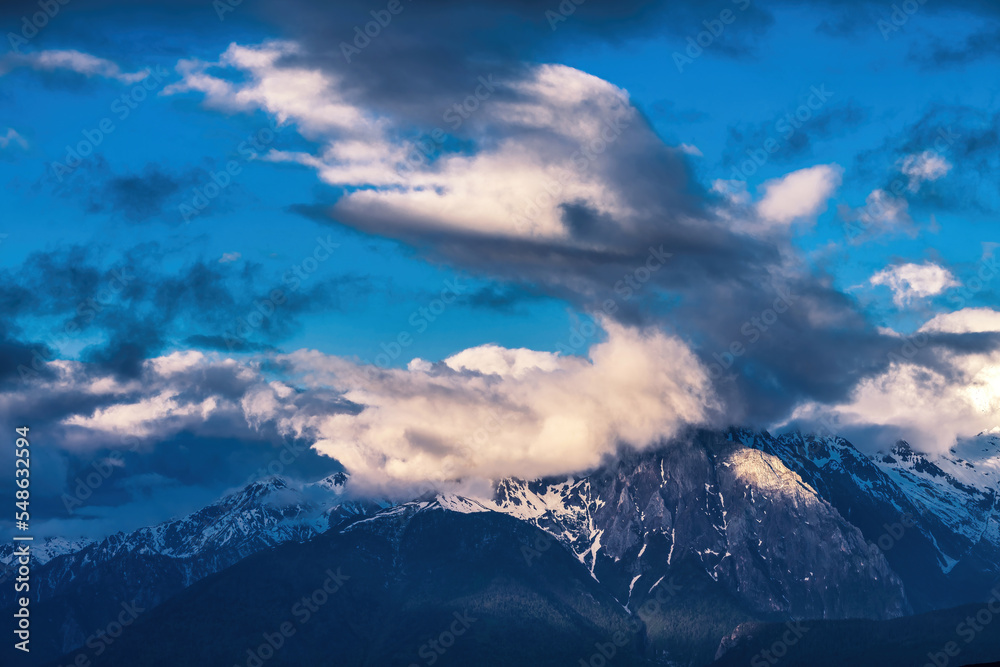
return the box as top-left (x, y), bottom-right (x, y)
top-left (2, 1), bottom-right (996, 358)
top-left (1, 64), bottom-right (574, 360)
top-left (1, 0), bottom-right (999, 537)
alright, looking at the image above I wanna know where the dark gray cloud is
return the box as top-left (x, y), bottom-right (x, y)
top-left (184, 334), bottom-right (278, 353)
top-left (851, 104), bottom-right (1000, 216)
top-left (308, 199), bottom-right (889, 425)
top-left (0, 243), bottom-right (374, 380)
top-left (4, 0), bottom-right (1000, 74)
top-left (722, 99), bottom-right (869, 169)
top-left (915, 25), bottom-right (1000, 68)
top-left (0, 324), bottom-right (55, 384)
top-left (250, 0), bottom-right (774, 135)
top-left (287, 87), bottom-right (998, 427)
top-left (97, 165), bottom-right (192, 223)
top-left (804, 0), bottom-right (1000, 37)
top-left (0, 352), bottom-right (355, 537)
top-left (458, 284), bottom-right (549, 314)
top-left (40, 156), bottom-right (231, 225)
top-left (179, 0), bottom-right (952, 429)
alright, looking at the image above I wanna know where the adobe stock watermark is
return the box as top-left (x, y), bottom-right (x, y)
top-left (707, 282), bottom-right (795, 382)
top-left (54, 600), bottom-right (145, 667)
top-left (235, 567), bottom-right (350, 667)
top-left (874, 513), bottom-right (916, 551)
top-left (178, 118), bottom-right (285, 222)
top-left (545, 0), bottom-right (587, 31)
top-left (728, 84), bottom-right (834, 182)
top-left (213, 0), bottom-right (243, 21)
top-left (614, 246), bottom-right (673, 300)
top-left (61, 433), bottom-right (144, 514)
top-left (749, 621), bottom-right (810, 667)
top-left (883, 246), bottom-right (996, 365)
top-left (886, 330), bottom-right (930, 365)
top-left (509, 105), bottom-right (631, 233)
top-left (6, 0), bottom-right (71, 53)
top-left (578, 578), bottom-right (683, 667)
top-left (222, 234), bottom-right (340, 352)
top-left (921, 582), bottom-right (1000, 667)
top-left (50, 67), bottom-right (170, 182)
top-left (554, 245), bottom-right (674, 356)
top-left (407, 610), bottom-right (477, 667)
top-left (947, 250), bottom-right (998, 310)
top-left (397, 75), bottom-right (497, 176)
top-left (520, 529), bottom-right (558, 566)
top-left (358, 276), bottom-right (468, 372)
top-left (877, 0), bottom-right (930, 40)
top-left (340, 0), bottom-right (412, 63)
top-left (844, 128), bottom-right (959, 243)
top-left (18, 265), bottom-right (134, 384)
top-left (672, 0), bottom-right (753, 73)
top-left (555, 314), bottom-right (602, 357)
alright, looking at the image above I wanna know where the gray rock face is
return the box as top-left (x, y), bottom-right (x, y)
top-left (489, 430), bottom-right (911, 621)
top-left (749, 430), bottom-right (1000, 610)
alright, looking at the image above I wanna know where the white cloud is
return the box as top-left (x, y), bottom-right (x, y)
top-left (0, 128), bottom-right (28, 150)
top-left (65, 391), bottom-right (220, 438)
top-left (266, 322), bottom-right (719, 492)
top-left (899, 151), bottom-right (951, 192)
top-left (169, 40), bottom-right (857, 259)
top-left (13, 325), bottom-right (717, 494)
top-left (0, 50), bottom-right (149, 83)
top-left (713, 165), bottom-right (843, 237)
top-left (842, 189), bottom-right (919, 243)
top-left (786, 346), bottom-right (1000, 455)
top-left (166, 42), bottom-right (377, 138)
top-left (785, 306), bottom-right (1000, 454)
top-left (755, 164), bottom-right (842, 227)
top-left (870, 262), bottom-right (960, 307)
top-left (710, 179), bottom-right (752, 207)
top-left (442, 345), bottom-right (563, 379)
top-left (165, 45), bottom-right (651, 243)
top-left (920, 308), bottom-right (1000, 334)
top-left (60, 352), bottom-right (254, 438)
top-left (293, 63), bottom-right (638, 241)
top-left (0, 351), bottom-right (264, 454)
top-left (219, 252), bottom-right (242, 263)
top-left (165, 41), bottom-right (402, 187)
top-left (859, 189), bottom-right (911, 228)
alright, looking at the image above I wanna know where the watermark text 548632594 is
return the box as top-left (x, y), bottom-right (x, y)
top-left (13, 426), bottom-right (32, 654)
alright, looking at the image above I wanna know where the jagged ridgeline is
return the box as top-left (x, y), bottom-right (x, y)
top-left (1, 429), bottom-right (997, 666)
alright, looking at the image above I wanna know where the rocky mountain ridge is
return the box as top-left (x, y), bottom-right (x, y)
top-left (7, 428), bottom-right (1000, 665)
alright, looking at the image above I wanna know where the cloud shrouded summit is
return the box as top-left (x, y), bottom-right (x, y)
top-left (269, 322), bottom-right (719, 493)
top-left (4, 0), bottom-right (1000, 541)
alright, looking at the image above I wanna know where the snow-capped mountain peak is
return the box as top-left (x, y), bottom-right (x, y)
top-left (0, 537), bottom-right (93, 570)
